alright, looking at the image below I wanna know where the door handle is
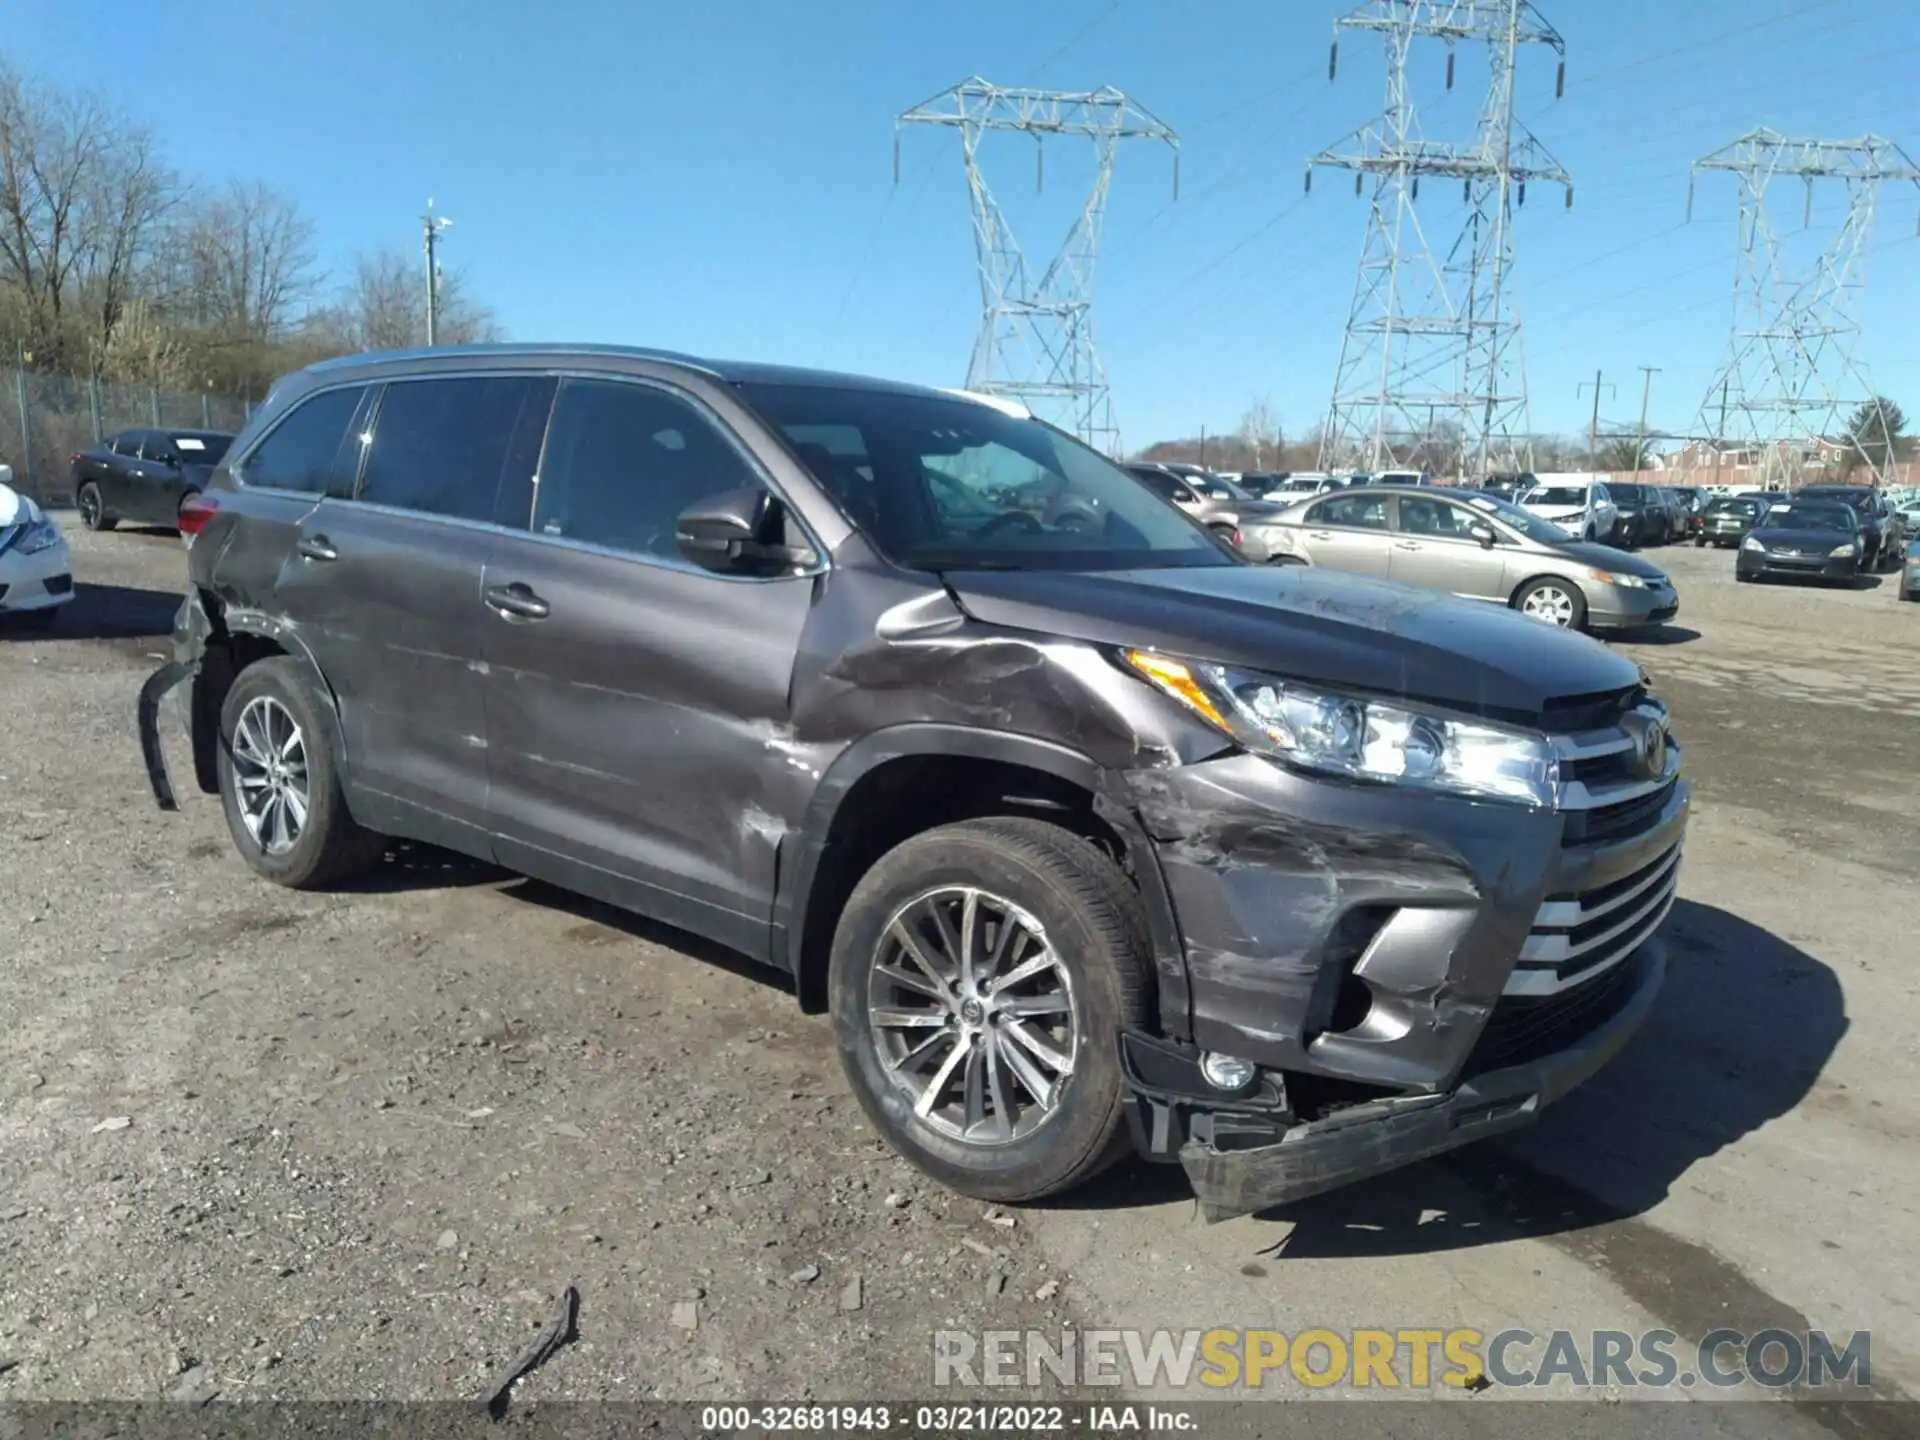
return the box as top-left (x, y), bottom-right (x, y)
top-left (1394, 541), bottom-right (1421, 551)
top-left (295, 534), bottom-right (339, 562)
top-left (484, 582), bottom-right (550, 620)
top-left (1308, 531), bottom-right (1333, 541)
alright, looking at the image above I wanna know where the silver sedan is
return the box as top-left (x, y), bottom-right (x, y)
top-left (1244, 486), bottom-right (1680, 633)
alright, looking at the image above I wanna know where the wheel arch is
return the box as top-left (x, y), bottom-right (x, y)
top-left (189, 599), bottom-right (347, 797)
top-left (775, 725), bottom-right (1187, 1037)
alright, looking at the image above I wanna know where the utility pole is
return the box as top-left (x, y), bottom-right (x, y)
top-left (896, 80), bottom-right (1178, 455)
top-left (1579, 369), bottom-right (1613, 465)
top-left (421, 199), bottom-right (453, 346)
top-left (1199, 424), bottom-right (1208, 469)
top-left (1634, 365), bottom-right (1661, 474)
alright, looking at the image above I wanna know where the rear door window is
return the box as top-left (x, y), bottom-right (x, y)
top-left (1308, 493), bottom-right (1390, 530)
top-left (356, 376), bottom-right (556, 526)
top-left (240, 386), bottom-right (371, 496)
top-left (1396, 495), bottom-right (1474, 538)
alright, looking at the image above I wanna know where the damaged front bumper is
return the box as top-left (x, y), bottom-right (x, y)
top-left (1118, 740), bottom-right (1686, 1221)
top-left (1167, 940), bottom-right (1664, 1220)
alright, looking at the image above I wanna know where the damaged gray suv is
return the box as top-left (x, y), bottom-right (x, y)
top-left (138, 346), bottom-right (1688, 1220)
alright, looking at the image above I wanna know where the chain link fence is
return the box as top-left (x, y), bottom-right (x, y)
top-left (0, 367), bottom-right (253, 505)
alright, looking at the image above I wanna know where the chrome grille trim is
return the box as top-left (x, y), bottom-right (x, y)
top-left (1557, 742), bottom-right (1681, 812)
top-left (1532, 843), bottom-right (1682, 929)
top-left (1505, 842), bottom-right (1683, 998)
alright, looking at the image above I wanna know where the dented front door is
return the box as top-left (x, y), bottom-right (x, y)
top-left (476, 375), bottom-right (814, 959)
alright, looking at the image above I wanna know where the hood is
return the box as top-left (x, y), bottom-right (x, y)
top-left (1748, 526), bottom-right (1858, 549)
top-left (1527, 505), bottom-right (1593, 524)
top-left (942, 563), bottom-right (1638, 725)
top-left (1552, 541), bottom-right (1668, 580)
top-left (0, 483), bottom-right (40, 527)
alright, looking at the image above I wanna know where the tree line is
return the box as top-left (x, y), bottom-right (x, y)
top-left (0, 57), bottom-right (498, 402)
top-left (1133, 397), bottom-right (1912, 481)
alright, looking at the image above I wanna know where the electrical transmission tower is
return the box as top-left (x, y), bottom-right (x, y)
top-left (1309, 1), bottom-right (1570, 476)
top-left (1689, 129), bottom-right (1920, 488)
top-left (897, 78), bottom-right (1178, 454)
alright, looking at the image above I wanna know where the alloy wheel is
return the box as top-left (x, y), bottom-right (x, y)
top-left (867, 886), bottom-right (1079, 1146)
top-left (230, 696), bottom-right (310, 856)
top-left (78, 486), bottom-right (101, 528)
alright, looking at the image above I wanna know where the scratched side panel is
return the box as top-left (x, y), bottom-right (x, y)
top-left (269, 501), bottom-right (495, 829)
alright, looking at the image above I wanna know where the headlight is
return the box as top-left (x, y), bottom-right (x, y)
top-left (1830, 543), bottom-right (1857, 558)
top-left (18, 517), bottom-right (62, 555)
top-left (1123, 651), bottom-right (1558, 809)
top-left (1588, 569), bottom-right (1646, 589)
top-left (1742, 536), bottom-right (1765, 552)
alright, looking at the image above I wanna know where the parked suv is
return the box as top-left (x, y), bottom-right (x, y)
top-left (137, 346), bottom-right (1688, 1220)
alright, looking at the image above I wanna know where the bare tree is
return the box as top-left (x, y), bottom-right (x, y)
top-left (1238, 398), bottom-right (1282, 471)
top-left (0, 61), bottom-right (176, 373)
top-left (176, 181), bottom-right (318, 340)
top-left (308, 247), bottom-right (500, 354)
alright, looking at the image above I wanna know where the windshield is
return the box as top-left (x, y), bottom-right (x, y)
top-left (1524, 485), bottom-right (1590, 508)
top-left (1798, 489), bottom-right (1875, 515)
top-left (1706, 498), bottom-right (1759, 516)
top-left (1458, 492), bottom-right (1575, 546)
top-left (1759, 503), bottom-right (1855, 533)
top-left (170, 434), bottom-right (231, 463)
top-left (735, 384), bottom-right (1234, 572)
top-left (1609, 483), bottom-right (1648, 503)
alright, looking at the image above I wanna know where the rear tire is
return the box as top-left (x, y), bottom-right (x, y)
top-left (76, 481), bottom-right (117, 532)
top-left (828, 817), bottom-right (1151, 1205)
top-left (216, 656), bottom-right (385, 889)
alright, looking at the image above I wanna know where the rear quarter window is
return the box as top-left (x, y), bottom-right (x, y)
top-left (239, 386), bottom-right (370, 496)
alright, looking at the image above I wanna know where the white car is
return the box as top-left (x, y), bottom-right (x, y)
top-left (0, 466), bottom-right (75, 627)
top-left (1519, 478), bottom-right (1620, 543)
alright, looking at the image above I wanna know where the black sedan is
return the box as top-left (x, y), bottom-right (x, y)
top-left (1736, 501), bottom-right (1865, 584)
top-left (69, 427), bottom-right (234, 532)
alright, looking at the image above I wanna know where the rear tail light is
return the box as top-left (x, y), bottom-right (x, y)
top-left (178, 493), bottom-right (220, 538)
top-left (1232, 528), bottom-right (1244, 547)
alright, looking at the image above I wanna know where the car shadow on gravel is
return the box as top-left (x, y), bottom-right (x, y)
top-left (0, 581), bottom-right (179, 641)
top-left (1608, 625), bottom-right (1701, 647)
top-left (335, 840), bottom-right (514, 894)
top-left (1249, 899), bottom-right (1847, 1258)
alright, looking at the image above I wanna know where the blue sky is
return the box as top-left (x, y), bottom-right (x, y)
top-left (11, 0), bottom-right (1918, 450)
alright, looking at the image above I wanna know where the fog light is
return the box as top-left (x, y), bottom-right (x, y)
top-left (1200, 1052), bottom-right (1256, 1090)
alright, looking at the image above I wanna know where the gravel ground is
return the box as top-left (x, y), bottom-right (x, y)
top-left (1, 519), bottom-right (1916, 1432)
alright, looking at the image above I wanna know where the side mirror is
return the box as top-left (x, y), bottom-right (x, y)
top-left (1469, 523), bottom-right (1497, 549)
top-left (676, 488), bottom-right (817, 575)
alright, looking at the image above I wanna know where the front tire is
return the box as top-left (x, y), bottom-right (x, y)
top-left (216, 657), bottom-right (385, 889)
top-left (1513, 577), bottom-right (1588, 631)
top-left (828, 818), bottom-right (1151, 1205)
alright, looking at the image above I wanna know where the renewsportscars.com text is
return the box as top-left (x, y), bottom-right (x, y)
top-left (932, 1327), bottom-right (1873, 1392)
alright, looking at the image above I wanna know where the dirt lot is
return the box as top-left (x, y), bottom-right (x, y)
top-left (1, 520), bottom-right (1916, 1430)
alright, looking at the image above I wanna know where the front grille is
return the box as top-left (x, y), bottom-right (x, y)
top-left (1467, 948), bottom-right (1647, 1076)
top-left (1506, 841), bottom-right (1681, 997)
top-left (1540, 685), bottom-right (1644, 735)
top-left (1563, 776), bottom-right (1677, 845)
